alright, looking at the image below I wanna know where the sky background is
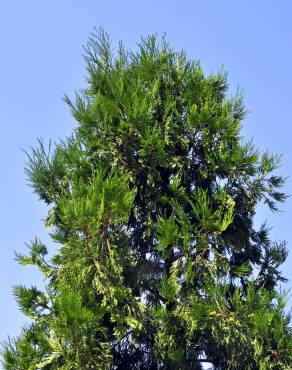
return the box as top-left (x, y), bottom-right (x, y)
top-left (0, 1), bottom-right (292, 366)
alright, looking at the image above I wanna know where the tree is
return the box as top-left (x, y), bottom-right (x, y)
top-left (2, 29), bottom-right (292, 370)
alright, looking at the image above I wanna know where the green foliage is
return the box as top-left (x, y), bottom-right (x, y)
top-left (191, 187), bottom-right (235, 233)
top-left (2, 28), bottom-right (291, 369)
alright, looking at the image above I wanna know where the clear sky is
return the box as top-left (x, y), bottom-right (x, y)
top-left (1, 0), bottom-right (292, 363)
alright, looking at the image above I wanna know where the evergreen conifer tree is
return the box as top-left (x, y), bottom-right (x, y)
top-left (2, 30), bottom-right (292, 369)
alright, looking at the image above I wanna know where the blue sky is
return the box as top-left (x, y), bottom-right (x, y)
top-left (1, 0), bottom-right (291, 362)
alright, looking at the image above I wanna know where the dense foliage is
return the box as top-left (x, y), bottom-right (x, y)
top-left (2, 30), bottom-right (292, 369)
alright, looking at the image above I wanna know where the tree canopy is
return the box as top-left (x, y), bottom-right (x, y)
top-left (2, 30), bottom-right (292, 369)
